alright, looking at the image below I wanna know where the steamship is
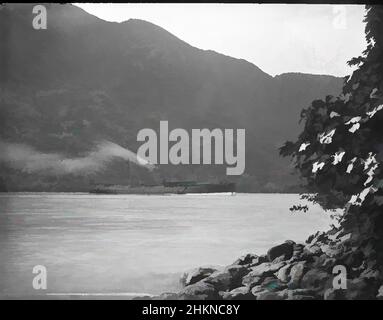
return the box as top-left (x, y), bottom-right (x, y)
top-left (89, 181), bottom-right (236, 195)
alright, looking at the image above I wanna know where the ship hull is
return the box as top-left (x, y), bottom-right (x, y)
top-left (89, 183), bottom-right (235, 195)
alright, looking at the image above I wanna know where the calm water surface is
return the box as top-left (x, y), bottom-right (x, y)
top-left (0, 193), bottom-right (334, 298)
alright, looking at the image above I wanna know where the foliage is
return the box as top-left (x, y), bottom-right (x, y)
top-left (280, 6), bottom-right (383, 216)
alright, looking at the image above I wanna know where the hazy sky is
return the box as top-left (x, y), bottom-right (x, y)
top-left (74, 4), bottom-right (367, 77)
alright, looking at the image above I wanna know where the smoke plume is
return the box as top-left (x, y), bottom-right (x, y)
top-left (0, 140), bottom-right (155, 176)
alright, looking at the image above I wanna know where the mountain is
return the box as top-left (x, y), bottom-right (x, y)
top-left (0, 3), bottom-right (343, 192)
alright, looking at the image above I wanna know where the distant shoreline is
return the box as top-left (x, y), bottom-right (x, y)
top-left (0, 191), bottom-right (302, 195)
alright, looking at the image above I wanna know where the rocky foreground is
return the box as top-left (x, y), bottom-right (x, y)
top-left (139, 227), bottom-right (383, 300)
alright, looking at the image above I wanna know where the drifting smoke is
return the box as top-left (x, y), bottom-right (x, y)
top-left (0, 140), bottom-right (155, 176)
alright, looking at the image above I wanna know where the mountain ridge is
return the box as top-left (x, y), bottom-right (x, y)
top-left (0, 3), bottom-right (344, 192)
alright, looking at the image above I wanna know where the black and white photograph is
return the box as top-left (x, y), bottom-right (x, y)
top-left (1, 2), bottom-right (383, 305)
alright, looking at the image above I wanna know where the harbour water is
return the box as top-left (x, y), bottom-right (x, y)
top-left (0, 193), bottom-right (334, 298)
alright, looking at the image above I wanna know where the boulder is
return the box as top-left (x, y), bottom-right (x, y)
top-left (219, 286), bottom-right (252, 300)
top-left (324, 279), bottom-right (375, 300)
top-left (250, 254), bottom-right (269, 266)
top-left (272, 255), bottom-right (288, 264)
top-left (306, 231), bottom-right (328, 245)
top-left (277, 264), bottom-right (294, 283)
top-left (255, 289), bottom-right (288, 300)
top-left (234, 254), bottom-right (268, 267)
top-left (267, 241), bottom-right (295, 261)
top-left (244, 261), bottom-right (286, 281)
top-left (258, 254), bottom-right (270, 262)
top-left (289, 244), bottom-right (305, 262)
top-left (167, 228), bottom-right (383, 300)
top-left (261, 276), bottom-right (287, 292)
top-left (225, 264), bottom-right (251, 279)
top-left (286, 288), bottom-right (317, 299)
top-left (323, 288), bottom-right (345, 300)
top-left (293, 243), bottom-right (305, 251)
top-left (250, 285), bottom-right (265, 296)
top-left (343, 278), bottom-right (380, 300)
top-left (360, 240), bottom-right (377, 259)
top-left (320, 243), bottom-right (343, 258)
top-left (344, 251), bottom-right (364, 269)
top-left (305, 244), bottom-right (322, 256)
top-left (300, 244), bottom-right (324, 262)
top-left (204, 265), bottom-right (249, 291)
top-left (300, 268), bottom-right (331, 290)
top-left (203, 272), bottom-right (232, 292)
top-left (288, 262), bottom-right (307, 289)
top-left (181, 267), bottom-right (217, 287)
top-left (321, 256), bottom-right (337, 271)
top-left (359, 267), bottom-right (380, 280)
top-left (177, 281), bottom-right (219, 300)
top-left (290, 294), bottom-right (315, 300)
top-left (232, 253), bottom-right (260, 266)
top-left (376, 285), bottom-right (383, 300)
top-left (306, 233), bottom-right (316, 244)
top-left (249, 277), bottom-right (288, 299)
top-left (242, 274), bottom-right (263, 288)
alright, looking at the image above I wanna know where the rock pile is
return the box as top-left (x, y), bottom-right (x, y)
top-left (146, 227), bottom-right (383, 300)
